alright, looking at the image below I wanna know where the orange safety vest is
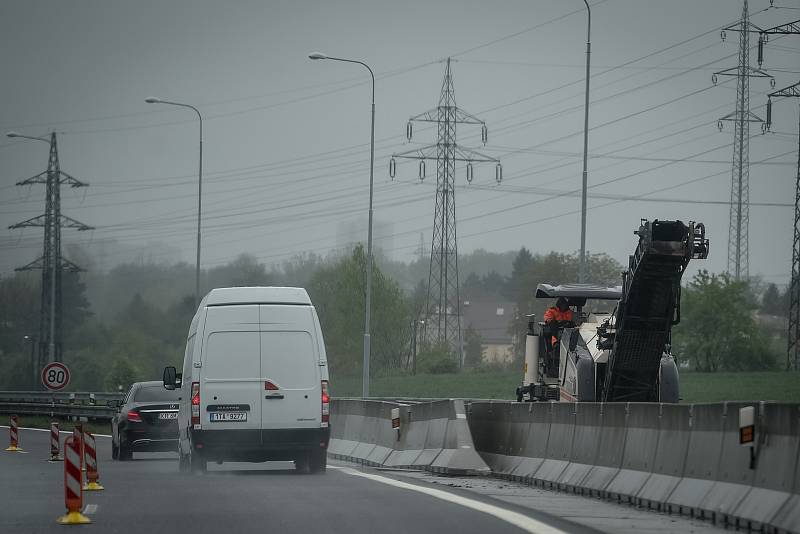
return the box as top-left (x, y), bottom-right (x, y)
top-left (544, 306), bottom-right (574, 347)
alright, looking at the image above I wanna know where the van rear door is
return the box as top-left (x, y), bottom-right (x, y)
top-left (200, 305), bottom-right (262, 434)
top-left (259, 330), bottom-right (320, 429)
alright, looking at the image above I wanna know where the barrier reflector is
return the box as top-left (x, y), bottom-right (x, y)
top-left (82, 431), bottom-right (104, 491)
top-left (56, 435), bottom-right (91, 524)
top-left (49, 422), bottom-right (63, 461)
top-left (5, 414), bottom-right (23, 452)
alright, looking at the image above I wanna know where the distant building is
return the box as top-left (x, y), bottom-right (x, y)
top-left (461, 289), bottom-right (515, 364)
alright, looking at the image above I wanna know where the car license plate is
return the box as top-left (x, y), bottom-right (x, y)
top-left (209, 412), bottom-right (247, 422)
top-left (158, 412), bottom-right (178, 420)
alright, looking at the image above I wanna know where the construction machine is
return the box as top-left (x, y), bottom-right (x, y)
top-left (516, 219), bottom-right (709, 403)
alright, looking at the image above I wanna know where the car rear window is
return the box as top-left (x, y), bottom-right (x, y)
top-left (134, 386), bottom-right (181, 402)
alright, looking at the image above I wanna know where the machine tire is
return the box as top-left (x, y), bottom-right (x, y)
top-left (659, 356), bottom-right (680, 403)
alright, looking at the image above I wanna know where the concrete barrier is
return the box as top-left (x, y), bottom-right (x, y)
top-left (532, 402), bottom-right (575, 487)
top-left (329, 398), bottom-right (489, 475)
top-left (605, 402), bottom-right (660, 502)
top-left (333, 398), bottom-right (799, 533)
top-left (635, 403), bottom-right (691, 509)
top-left (736, 403), bottom-right (799, 532)
top-left (580, 402), bottom-right (628, 496)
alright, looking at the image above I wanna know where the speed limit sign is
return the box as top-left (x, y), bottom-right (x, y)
top-left (42, 362), bottom-right (71, 391)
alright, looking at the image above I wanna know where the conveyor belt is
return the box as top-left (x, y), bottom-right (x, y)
top-left (601, 220), bottom-right (708, 402)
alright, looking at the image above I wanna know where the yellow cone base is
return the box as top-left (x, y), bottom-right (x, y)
top-left (83, 482), bottom-right (104, 491)
top-left (56, 511), bottom-right (91, 524)
top-left (5, 445), bottom-right (23, 452)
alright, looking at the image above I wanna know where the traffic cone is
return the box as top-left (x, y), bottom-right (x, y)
top-left (5, 415), bottom-right (23, 452)
top-left (82, 431), bottom-right (104, 491)
top-left (56, 435), bottom-right (91, 524)
top-left (49, 422), bottom-right (63, 462)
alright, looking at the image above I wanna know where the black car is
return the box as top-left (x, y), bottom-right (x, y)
top-left (112, 380), bottom-right (181, 460)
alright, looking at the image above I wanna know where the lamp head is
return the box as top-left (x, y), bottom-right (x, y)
top-left (308, 52), bottom-right (328, 60)
top-left (144, 96), bottom-right (162, 104)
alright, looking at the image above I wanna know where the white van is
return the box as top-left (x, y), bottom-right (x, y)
top-left (163, 287), bottom-right (330, 473)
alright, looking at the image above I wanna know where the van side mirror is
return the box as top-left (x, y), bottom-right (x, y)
top-left (163, 366), bottom-right (177, 390)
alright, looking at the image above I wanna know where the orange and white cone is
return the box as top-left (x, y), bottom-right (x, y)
top-left (73, 424), bottom-right (85, 472)
top-left (56, 435), bottom-right (90, 524)
top-left (49, 422), bottom-right (63, 462)
top-left (5, 415), bottom-right (23, 452)
top-left (83, 431), bottom-right (103, 491)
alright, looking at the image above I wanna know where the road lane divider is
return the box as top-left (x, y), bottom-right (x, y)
top-left (331, 465), bottom-right (568, 534)
top-left (49, 421), bottom-right (63, 462)
top-left (83, 431), bottom-right (104, 491)
top-left (57, 435), bottom-right (91, 525)
top-left (5, 414), bottom-right (24, 452)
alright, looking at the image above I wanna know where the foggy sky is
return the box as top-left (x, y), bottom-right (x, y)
top-left (1, 0), bottom-right (798, 285)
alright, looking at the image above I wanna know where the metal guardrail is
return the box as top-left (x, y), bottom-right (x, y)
top-left (0, 391), bottom-right (125, 421)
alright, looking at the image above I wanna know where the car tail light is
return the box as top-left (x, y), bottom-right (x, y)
top-left (191, 381), bottom-right (200, 426)
top-left (127, 410), bottom-right (142, 423)
top-left (321, 380), bottom-right (330, 427)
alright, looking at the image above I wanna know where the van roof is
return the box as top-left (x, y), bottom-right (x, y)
top-left (203, 286), bottom-right (312, 306)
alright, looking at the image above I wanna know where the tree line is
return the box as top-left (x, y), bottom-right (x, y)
top-left (0, 245), bottom-right (787, 392)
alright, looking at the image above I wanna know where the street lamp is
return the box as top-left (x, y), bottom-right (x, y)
top-left (578, 0), bottom-right (592, 283)
top-left (144, 97), bottom-right (203, 306)
top-left (8, 131), bottom-right (56, 370)
top-left (23, 335), bottom-right (36, 390)
top-left (309, 52), bottom-right (376, 398)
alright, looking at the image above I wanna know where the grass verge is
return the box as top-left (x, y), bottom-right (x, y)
top-left (331, 370), bottom-right (800, 403)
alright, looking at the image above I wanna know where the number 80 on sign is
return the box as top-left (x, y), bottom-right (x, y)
top-left (42, 362), bottom-right (71, 391)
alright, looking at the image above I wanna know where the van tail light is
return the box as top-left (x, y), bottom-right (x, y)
top-left (127, 410), bottom-right (142, 423)
top-left (191, 381), bottom-right (200, 426)
top-left (321, 380), bottom-right (330, 427)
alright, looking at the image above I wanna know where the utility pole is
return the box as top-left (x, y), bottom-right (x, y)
top-left (8, 132), bottom-right (92, 384)
top-left (712, 0), bottom-right (774, 280)
top-left (390, 58), bottom-right (502, 364)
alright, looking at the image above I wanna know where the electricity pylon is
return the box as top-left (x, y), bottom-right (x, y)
top-left (713, 0), bottom-right (774, 280)
top-left (768, 82), bottom-right (800, 372)
top-left (390, 58), bottom-right (502, 363)
top-left (9, 132), bottom-right (93, 376)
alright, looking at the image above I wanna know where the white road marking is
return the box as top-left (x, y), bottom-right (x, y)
top-left (329, 466), bottom-right (568, 534)
top-left (83, 504), bottom-right (98, 515)
top-left (0, 425), bottom-right (111, 438)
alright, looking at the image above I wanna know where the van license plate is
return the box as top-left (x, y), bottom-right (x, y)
top-left (210, 412), bottom-right (247, 422)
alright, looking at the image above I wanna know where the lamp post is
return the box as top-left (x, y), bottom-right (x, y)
top-left (578, 0), bottom-right (592, 283)
top-left (309, 52), bottom-right (376, 398)
top-left (7, 131), bottom-right (56, 369)
top-left (144, 97), bottom-right (203, 306)
top-left (23, 335), bottom-right (36, 390)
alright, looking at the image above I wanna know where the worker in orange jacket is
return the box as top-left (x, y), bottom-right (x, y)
top-left (543, 297), bottom-right (574, 349)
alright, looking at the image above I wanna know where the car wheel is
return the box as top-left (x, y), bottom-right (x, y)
top-left (309, 450), bottom-right (327, 474)
top-left (189, 450), bottom-right (206, 474)
top-left (294, 453), bottom-right (310, 474)
top-left (119, 442), bottom-right (132, 461)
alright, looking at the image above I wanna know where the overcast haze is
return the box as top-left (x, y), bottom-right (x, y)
top-left (1, 0), bottom-right (798, 284)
